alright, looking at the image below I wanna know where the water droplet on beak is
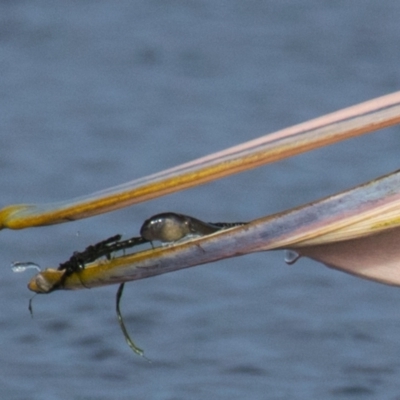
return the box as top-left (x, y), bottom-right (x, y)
top-left (284, 250), bottom-right (301, 265)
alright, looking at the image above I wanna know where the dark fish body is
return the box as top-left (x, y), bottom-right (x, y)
top-left (140, 212), bottom-right (245, 243)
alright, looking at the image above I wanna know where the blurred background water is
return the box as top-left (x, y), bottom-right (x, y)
top-left (1, 1), bottom-right (400, 399)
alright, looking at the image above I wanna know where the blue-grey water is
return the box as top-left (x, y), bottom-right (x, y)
top-left (1, 1), bottom-right (400, 399)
